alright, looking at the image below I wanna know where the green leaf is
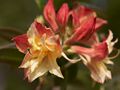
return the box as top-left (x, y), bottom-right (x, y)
top-left (0, 27), bottom-right (22, 42)
top-left (35, 0), bottom-right (47, 12)
top-left (0, 48), bottom-right (24, 65)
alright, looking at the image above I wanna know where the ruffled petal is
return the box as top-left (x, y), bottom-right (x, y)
top-left (106, 30), bottom-right (118, 53)
top-left (65, 15), bottom-right (96, 44)
top-left (71, 5), bottom-right (95, 28)
top-left (89, 60), bottom-right (112, 83)
top-left (80, 55), bottom-right (112, 83)
top-left (12, 34), bottom-right (30, 53)
top-left (34, 21), bottom-right (54, 37)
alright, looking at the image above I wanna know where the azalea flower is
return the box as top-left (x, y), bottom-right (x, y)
top-left (65, 5), bottom-right (107, 45)
top-left (69, 31), bottom-right (118, 83)
top-left (13, 19), bottom-right (63, 82)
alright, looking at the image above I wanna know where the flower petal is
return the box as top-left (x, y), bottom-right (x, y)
top-left (106, 30), bottom-right (118, 53)
top-left (27, 21), bottom-right (55, 50)
top-left (28, 58), bottom-right (48, 82)
top-left (12, 34), bottom-right (30, 53)
top-left (95, 18), bottom-right (107, 30)
top-left (70, 42), bottom-right (108, 61)
top-left (34, 21), bottom-right (54, 37)
top-left (65, 15), bottom-right (96, 44)
top-left (57, 3), bottom-right (69, 26)
top-left (80, 33), bottom-right (99, 46)
top-left (43, 0), bottom-right (58, 31)
top-left (88, 60), bottom-right (112, 83)
top-left (19, 52), bottom-right (32, 68)
top-left (71, 5), bottom-right (95, 28)
top-left (80, 55), bottom-right (112, 83)
top-left (48, 54), bottom-right (64, 78)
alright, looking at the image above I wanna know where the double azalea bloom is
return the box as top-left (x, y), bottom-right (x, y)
top-left (13, 0), bottom-right (118, 83)
top-left (13, 20), bottom-right (63, 82)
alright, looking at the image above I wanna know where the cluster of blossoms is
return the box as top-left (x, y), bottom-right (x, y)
top-left (13, 0), bottom-right (119, 83)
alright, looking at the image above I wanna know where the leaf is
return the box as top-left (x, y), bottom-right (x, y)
top-left (0, 27), bottom-right (22, 42)
top-left (0, 48), bottom-right (24, 65)
top-left (35, 0), bottom-right (47, 12)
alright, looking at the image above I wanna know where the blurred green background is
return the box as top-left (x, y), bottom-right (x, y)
top-left (0, 0), bottom-right (120, 90)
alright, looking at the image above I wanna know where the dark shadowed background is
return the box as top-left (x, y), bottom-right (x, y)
top-left (0, 0), bottom-right (120, 90)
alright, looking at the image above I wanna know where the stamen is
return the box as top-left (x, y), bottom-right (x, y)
top-left (62, 52), bottom-right (81, 63)
top-left (109, 49), bottom-right (120, 59)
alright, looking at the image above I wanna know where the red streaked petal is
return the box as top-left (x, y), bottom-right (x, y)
top-left (80, 33), bottom-right (99, 46)
top-left (43, 0), bottom-right (58, 31)
top-left (65, 15), bottom-right (96, 44)
top-left (34, 21), bottom-right (54, 37)
top-left (95, 18), bottom-right (107, 30)
top-left (93, 42), bottom-right (108, 60)
top-left (71, 42), bottom-right (108, 61)
top-left (71, 45), bottom-right (94, 56)
top-left (57, 3), bottom-right (69, 26)
top-left (71, 5), bottom-right (95, 28)
top-left (12, 34), bottom-right (30, 53)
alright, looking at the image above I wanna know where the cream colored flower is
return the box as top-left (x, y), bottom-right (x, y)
top-left (13, 20), bottom-right (63, 82)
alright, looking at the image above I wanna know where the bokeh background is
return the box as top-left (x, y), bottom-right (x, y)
top-left (0, 0), bottom-right (120, 90)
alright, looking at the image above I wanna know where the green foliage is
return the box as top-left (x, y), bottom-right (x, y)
top-left (0, 48), bottom-right (23, 65)
top-left (0, 28), bottom-right (22, 41)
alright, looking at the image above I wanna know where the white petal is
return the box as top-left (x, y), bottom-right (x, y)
top-left (106, 30), bottom-right (118, 54)
top-left (28, 58), bottom-right (48, 82)
top-left (90, 61), bottom-right (111, 83)
top-left (48, 55), bottom-right (64, 78)
top-left (30, 60), bottom-right (39, 73)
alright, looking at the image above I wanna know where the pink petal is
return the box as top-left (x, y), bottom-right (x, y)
top-left (34, 21), bottom-right (54, 37)
top-left (57, 3), bottom-right (69, 26)
top-left (95, 18), bottom-right (107, 30)
top-left (43, 0), bottom-right (58, 31)
top-left (65, 15), bottom-right (96, 44)
top-left (80, 33), bottom-right (99, 46)
top-left (71, 42), bottom-right (108, 61)
top-left (12, 34), bottom-right (30, 53)
top-left (71, 5), bottom-right (95, 28)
